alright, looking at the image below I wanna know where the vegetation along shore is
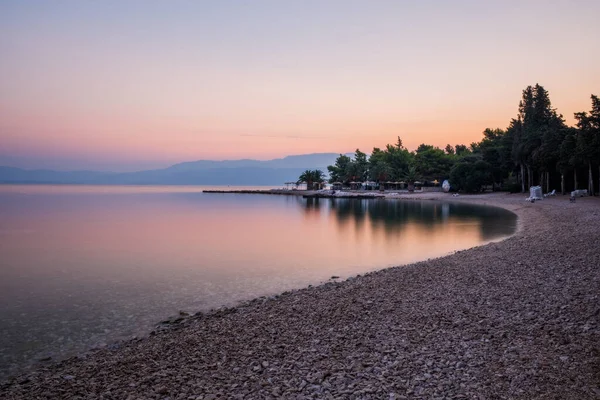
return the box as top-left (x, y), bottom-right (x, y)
top-left (298, 85), bottom-right (599, 195)
top-left (2, 193), bottom-right (599, 399)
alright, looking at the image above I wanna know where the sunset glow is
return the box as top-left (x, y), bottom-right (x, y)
top-left (1, 0), bottom-right (599, 170)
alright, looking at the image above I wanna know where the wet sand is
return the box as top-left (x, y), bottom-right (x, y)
top-left (2, 193), bottom-right (599, 399)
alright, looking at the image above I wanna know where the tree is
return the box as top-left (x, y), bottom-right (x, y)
top-left (368, 148), bottom-right (392, 184)
top-left (511, 84), bottom-right (564, 192)
top-left (557, 127), bottom-right (577, 194)
top-left (592, 95), bottom-right (600, 195)
top-left (574, 94), bottom-right (600, 195)
top-left (403, 165), bottom-right (419, 192)
top-left (591, 95), bottom-right (600, 195)
top-left (536, 115), bottom-right (566, 192)
top-left (455, 144), bottom-right (470, 156)
top-left (509, 117), bottom-right (527, 192)
top-left (475, 128), bottom-right (518, 190)
top-left (414, 145), bottom-right (454, 182)
top-left (351, 149), bottom-right (369, 182)
top-left (518, 85), bottom-right (540, 188)
top-left (395, 136), bottom-right (404, 149)
top-left (327, 154), bottom-right (352, 184)
top-left (297, 170), bottom-right (325, 190)
top-left (383, 141), bottom-right (413, 181)
top-left (416, 144), bottom-right (434, 153)
top-left (450, 154), bottom-right (492, 193)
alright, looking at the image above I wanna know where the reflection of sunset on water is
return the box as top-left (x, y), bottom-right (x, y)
top-left (0, 187), bottom-right (516, 287)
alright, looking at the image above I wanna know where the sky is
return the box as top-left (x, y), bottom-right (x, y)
top-left (1, 0), bottom-right (599, 171)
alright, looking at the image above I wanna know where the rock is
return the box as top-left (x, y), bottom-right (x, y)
top-left (156, 386), bottom-right (168, 395)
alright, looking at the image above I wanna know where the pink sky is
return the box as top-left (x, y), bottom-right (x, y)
top-left (1, 1), bottom-right (599, 171)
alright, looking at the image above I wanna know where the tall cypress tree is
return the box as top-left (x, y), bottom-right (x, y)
top-left (517, 86), bottom-right (537, 188)
top-left (513, 84), bottom-right (563, 192)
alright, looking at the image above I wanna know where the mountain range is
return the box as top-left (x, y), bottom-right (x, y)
top-left (0, 153), bottom-right (349, 185)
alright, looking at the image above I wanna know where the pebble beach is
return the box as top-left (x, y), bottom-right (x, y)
top-left (1, 193), bottom-right (599, 399)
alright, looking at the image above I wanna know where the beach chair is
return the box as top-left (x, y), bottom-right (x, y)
top-left (544, 189), bottom-right (556, 197)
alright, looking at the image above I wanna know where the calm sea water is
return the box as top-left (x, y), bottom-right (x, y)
top-left (0, 185), bottom-right (517, 379)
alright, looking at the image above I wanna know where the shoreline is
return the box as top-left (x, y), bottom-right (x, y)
top-left (2, 193), bottom-right (599, 399)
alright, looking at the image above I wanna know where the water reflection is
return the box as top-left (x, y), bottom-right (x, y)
top-left (0, 186), bottom-right (516, 380)
top-left (299, 197), bottom-right (515, 242)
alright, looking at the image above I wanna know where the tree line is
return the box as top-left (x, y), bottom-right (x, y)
top-left (320, 84), bottom-right (599, 194)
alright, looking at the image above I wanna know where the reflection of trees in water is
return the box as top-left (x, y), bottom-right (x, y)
top-left (364, 201), bottom-right (516, 239)
top-left (449, 203), bottom-right (517, 240)
top-left (304, 197), bottom-right (319, 209)
top-left (328, 198), bottom-right (368, 230)
top-left (365, 200), bottom-right (443, 234)
top-left (297, 198), bottom-right (516, 240)
top-left (300, 197), bottom-right (322, 222)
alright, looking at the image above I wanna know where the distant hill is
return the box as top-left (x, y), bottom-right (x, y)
top-left (0, 153), bottom-right (351, 185)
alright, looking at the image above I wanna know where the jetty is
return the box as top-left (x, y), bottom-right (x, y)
top-left (303, 191), bottom-right (385, 199)
top-left (202, 189), bottom-right (303, 196)
top-left (202, 189), bottom-right (389, 199)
